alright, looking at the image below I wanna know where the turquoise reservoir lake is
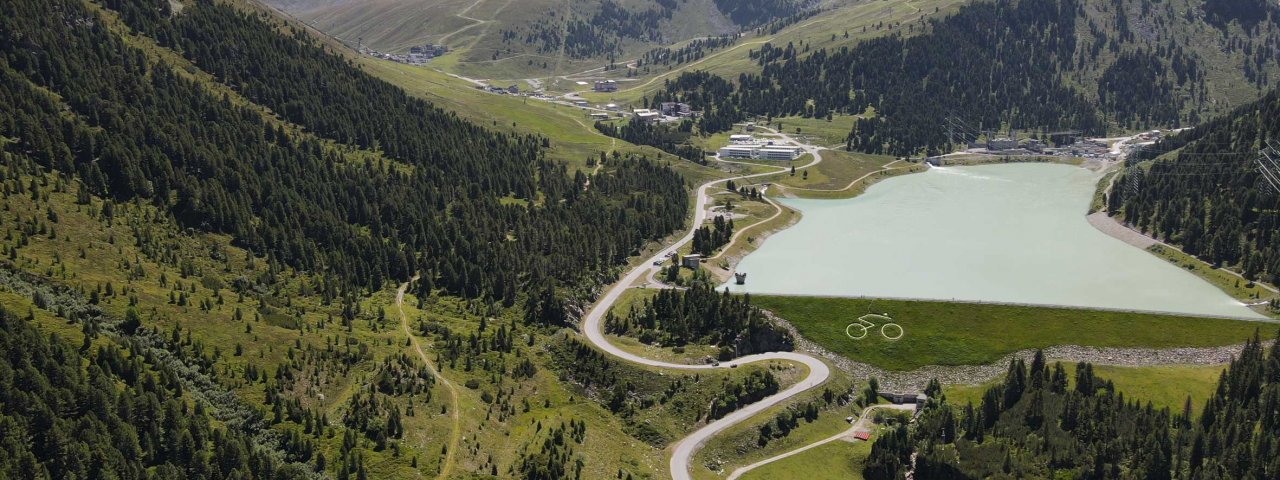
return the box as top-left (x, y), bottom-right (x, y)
top-left (725, 163), bottom-right (1264, 319)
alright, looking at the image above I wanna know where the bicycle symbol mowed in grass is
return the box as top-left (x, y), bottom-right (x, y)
top-left (846, 313), bottom-right (903, 340)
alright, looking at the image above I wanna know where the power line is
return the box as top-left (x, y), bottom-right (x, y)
top-left (942, 112), bottom-right (984, 147)
top-left (1129, 147), bottom-right (1253, 156)
top-left (1126, 141), bottom-right (1280, 183)
top-left (1143, 159), bottom-right (1253, 167)
top-left (1129, 147), bottom-right (1253, 157)
top-left (1257, 141), bottom-right (1280, 195)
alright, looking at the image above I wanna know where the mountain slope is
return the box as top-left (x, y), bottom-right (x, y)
top-left (1108, 86), bottom-right (1280, 287)
top-left (0, 301), bottom-right (318, 479)
top-left (650, 0), bottom-right (1280, 155)
top-left (0, 0), bottom-right (738, 477)
top-left (867, 341), bottom-right (1280, 478)
top-left (7, 0), bottom-right (688, 304)
top-left (266, 0), bottom-right (817, 78)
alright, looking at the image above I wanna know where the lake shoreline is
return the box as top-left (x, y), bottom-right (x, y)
top-left (725, 162), bottom-right (1264, 319)
top-left (750, 292), bottom-right (1273, 323)
top-left (1086, 207), bottom-right (1279, 317)
top-left (1086, 211), bottom-right (1157, 249)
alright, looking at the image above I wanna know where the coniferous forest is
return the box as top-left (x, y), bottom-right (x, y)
top-left (594, 118), bottom-right (707, 163)
top-left (500, 0), bottom-right (678, 60)
top-left (712, 0), bottom-right (809, 29)
top-left (4, 0), bottom-right (1280, 477)
top-left (651, 0), bottom-right (1280, 156)
top-left (496, 0), bottom-right (813, 62)
top-left (1, 0), bottom-right (687, 307)
top-left (604, 284), bottom-right (793, 359)
top-left (690, 215), bottom-right (734, 256)
top-left (0, 1), bottom-right (692, 474)
top-left (866, 332), bottom-right (1280, 479)
top-left (0, 304), bottom-right (318, 479)
top-left (1109, 88), bottom-right (1280, 285)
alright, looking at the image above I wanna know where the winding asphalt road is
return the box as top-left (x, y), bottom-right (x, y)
top-left (580, 129), bottom-right (837, 479)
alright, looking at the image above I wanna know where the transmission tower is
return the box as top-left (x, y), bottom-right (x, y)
top-left (1257, 140), bottom-right (1280, 195)
top-left (1125, 166), bottom-right (1143, 198)
top-left (942, 113), bottom-right (981, 150)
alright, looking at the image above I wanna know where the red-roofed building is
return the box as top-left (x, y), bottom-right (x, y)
top-left (853, 431), bottom-right (872, 441)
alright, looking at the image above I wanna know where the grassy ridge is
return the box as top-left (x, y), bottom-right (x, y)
top-left (945, 363), bottom-right (1226, 415)
top-left (739, 440), bottom-right (871, 480)
top-left (1146, 244), bottom-right (1279, 315)
top-left (592, 0), bottom-right (969, 104)
top-left (751, 295), bottom-right (1268, 371)
top-left (0, 153), bottom-right (746, 479)
top-left (772, 150), bottom-right (890, 191)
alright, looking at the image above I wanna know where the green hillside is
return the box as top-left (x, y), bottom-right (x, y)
top-left (750, 296), bottom-right (1264, 371)
top-left (649, 0), bottom-right (1280, 155)
top-left (1109, 86), bottom-right (1280, 288)
top-left (870, 338), bottom-right (1280, 478)
top-left (6, 0), bottom-right (1280, 478)
top-left (268, 0), bottom-right (817, 80)
top-left (0, 0), bottom-right (807, 477)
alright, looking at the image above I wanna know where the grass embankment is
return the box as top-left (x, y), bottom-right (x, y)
top-left (751, 295), bottom-right (1267, 371)
top-left (769, 150), bottom-right (926, 200)
top-left (1146, 245), bottom-right (1279, 316)
top-left (739, 440), bottom-right (872, 480)
top-left (772, 150), bottom-right (888, 190)
top-left (1090, 168), bottom-right (1121, 213)
top-left (946, 363), bottom-right (1225, 416)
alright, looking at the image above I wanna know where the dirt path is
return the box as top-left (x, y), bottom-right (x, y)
top-left (436, 0), bottom-right (488, 45)
top-left (397, 278), bottom-right (461, 479)
top-left (437, 0), bottom-right (514, 53)
top-left (582, 162), bottom-right (604, 191)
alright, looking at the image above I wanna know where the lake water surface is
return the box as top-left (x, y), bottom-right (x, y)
top-left (725, 163), bottom-right (1264, 319)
